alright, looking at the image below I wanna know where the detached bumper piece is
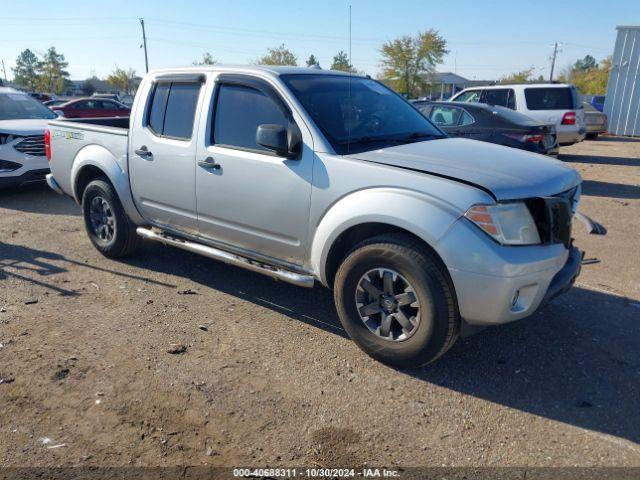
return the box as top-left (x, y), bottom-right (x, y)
top-left (0, 168), bottom-right (50, 188)
top-left (541, 246), bottom-right (583, 306)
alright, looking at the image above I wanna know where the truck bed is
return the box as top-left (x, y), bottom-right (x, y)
top-left (47, 117), bottom-right (130, 200)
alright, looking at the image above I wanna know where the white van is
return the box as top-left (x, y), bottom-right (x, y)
top-left (450, 83), bottom-right (586, 146)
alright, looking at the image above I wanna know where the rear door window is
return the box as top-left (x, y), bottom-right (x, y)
top-left (212, 84), bottom-right (289, 152)
top-left (483, 89), bottom-right (516, 109)
top-left (524, 87), bottom-right (574, 110)
top-left (146, 82), bottom-right (201, 139)
top-left (429, 106), bottom-right (463, 127)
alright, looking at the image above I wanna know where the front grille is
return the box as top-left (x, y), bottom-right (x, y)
top-left (13, 135), bottom-right (46, 157)
top-left (526, 188), bottom-right (576, 248)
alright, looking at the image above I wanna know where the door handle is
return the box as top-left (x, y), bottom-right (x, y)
top-left (198, 156), bottom-right (221, 170)
top-left (135, 146), bottom-right (153, 159)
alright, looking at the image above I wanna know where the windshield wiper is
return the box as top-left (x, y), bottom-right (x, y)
top-left (399, 131), bottom-right (445, 142)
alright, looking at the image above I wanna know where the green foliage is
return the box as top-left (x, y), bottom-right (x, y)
top-left (379, 30), bottom-right (448, 98)
top-left (81, 78), bottom-right (96, 96)
top-left (306, 54), bottom-right (319, 68)
top-left (573, 55), bottom-right (598, 72)
top-left (257, 44), bottom-right (297, 66)
top-left (12, 49), bottom-right (40, 91)
top-left (330, 51), bottom-right (355, 72)
top-left (194, 52), bottom-right (217, 65)
top-left (558, 56), bottom-right (610, 94)
top-left (499, 67), bottom-right (535, 84)
top-left (107, 67), bottom-right (137, 95)
top-left (35, 47), bottom-right (70, 94)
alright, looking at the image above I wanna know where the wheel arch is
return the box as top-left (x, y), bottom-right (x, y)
top-left (71, 145), bottom-right (145, 224)
top-left (310, 188), bottom-right (461, 288)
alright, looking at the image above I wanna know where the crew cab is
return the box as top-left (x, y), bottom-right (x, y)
top-left (45, 66), bottom-right (600, 367)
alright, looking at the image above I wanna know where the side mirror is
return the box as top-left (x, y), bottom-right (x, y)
top-left (256, 124), bottom-right (301, 159)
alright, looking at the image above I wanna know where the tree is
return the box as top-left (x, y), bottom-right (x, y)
top-left (561, 56), bottom-right (611, 94)
top-left (107, 67), bottom-right (137, 95)
top-left (574, 55), bottom-right (598, 72)
top-left (193, 52), bottom-right (216, 65)
top-left (499, 67), bottom-right (535, 84)
top-left (379, 30), bottom-right (448, 98)
top-left (81, 78), bottom-right (97, 96)
top-left (306, 54), bottom-right (319, 68)
top-left (12, 49), bottom-right (41, 91)
top-left (257, 44), bottom-right (297, 66)
top-left (35, 47), bottom-right (70, 94)
top-left (330, 51), bottom-right (355, 72)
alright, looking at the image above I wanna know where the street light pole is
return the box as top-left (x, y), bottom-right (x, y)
top-left (140, 18), bottom-right (149, 73)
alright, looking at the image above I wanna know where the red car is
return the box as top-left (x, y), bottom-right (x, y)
top-left (51, 98), bottom-right (131, 118)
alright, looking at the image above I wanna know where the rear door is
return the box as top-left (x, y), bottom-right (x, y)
top-left (129, 75), bottom-right (205, 234)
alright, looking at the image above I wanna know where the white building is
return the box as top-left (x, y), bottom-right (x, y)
top-left (604, 25), bottom-right (640, 136)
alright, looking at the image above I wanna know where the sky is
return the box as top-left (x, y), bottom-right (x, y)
top-left (1, 0), bottom-right (637, 82)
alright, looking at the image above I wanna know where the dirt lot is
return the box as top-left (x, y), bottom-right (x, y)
top-left (0, 137), bottom-right (639, 469)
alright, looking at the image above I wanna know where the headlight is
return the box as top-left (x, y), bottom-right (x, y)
top-left (464, 202), bottom-right (541, 245)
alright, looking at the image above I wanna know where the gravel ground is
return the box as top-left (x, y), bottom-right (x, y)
top-left (0, 136), bottom-right (638, 469)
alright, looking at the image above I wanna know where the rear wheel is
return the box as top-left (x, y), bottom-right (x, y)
top-left (586, 133), bottom-right (598, 140)
top-left (334, 234), bottom-right (459, 367)
top-left (82, 178), bottom-right (140, 258)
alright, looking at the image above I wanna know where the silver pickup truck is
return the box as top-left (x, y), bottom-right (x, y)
top-left (45, 66), bottom-right (597, 367)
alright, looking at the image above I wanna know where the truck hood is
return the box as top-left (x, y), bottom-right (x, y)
top-left (0, 119), bottom-right (50, 136)
top-left (347, 138), bottom-right (581, 200)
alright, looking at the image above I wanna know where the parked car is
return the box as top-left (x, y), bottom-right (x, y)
top-left (582, 102), bottom-right (608, 139)
top-left (450, 83), bottom-right (586, 146)
top-left (590, 95), bottom-right (605, 112)
top-left (0, 87), bottom-right (55, 188)
top-left (43, 99), bottom-right (67, 107)
top-left (411, 100), bottom-right (559, 156)
top-left (51, 97), bottom-right (131, 118)
top-left (46, 66), bottom-right (601, 367)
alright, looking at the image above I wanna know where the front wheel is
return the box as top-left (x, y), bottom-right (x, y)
top-left (82, 178), bottom-right (141, 258)
top-left (334, 234), bottom-right (460, 368)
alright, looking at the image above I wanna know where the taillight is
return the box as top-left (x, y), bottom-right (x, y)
top-left (525, 134), bottom-right (544, 143)
top-left (504, 133), bottom-right (544, 143)
top-left (561, 112), bottom-right (576, 125)
top-left (44, 128), bottom-right (51, 161)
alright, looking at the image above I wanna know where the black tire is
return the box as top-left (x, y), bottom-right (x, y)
top-left (586, 133), bottom-right (598, 140)
top-left (334, 234), bottom-right (459, 368)
top-left (82, 178), bottom-right (141, 258)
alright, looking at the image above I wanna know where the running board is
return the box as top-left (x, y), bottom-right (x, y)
top-left (136, 227), bottom-right (314, 288)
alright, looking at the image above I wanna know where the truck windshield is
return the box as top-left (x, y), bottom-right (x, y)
top-left (281, 74), bottom-right (445, 154)
top-left (0, 93), bottom-right (57, 121)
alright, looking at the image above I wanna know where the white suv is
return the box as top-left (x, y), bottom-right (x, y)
top-left (450, 83), bottom-right (586, 146)
top-left (0, 87), bottom-right (57, 188)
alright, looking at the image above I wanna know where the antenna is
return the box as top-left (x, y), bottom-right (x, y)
top-left (347, 4), bottom-right (352, 153)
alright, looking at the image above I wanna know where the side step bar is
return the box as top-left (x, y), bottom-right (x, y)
top-left (136, 227), bottom-right (315, 288)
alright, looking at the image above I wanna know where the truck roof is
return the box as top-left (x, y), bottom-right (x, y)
top-left (147, 65), bottom-right (358, 78)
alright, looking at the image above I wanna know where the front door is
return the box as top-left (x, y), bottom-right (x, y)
top-left (129, 78), bottom-right (204, 234)
top-left (195, 75), bottom-right (313, 266)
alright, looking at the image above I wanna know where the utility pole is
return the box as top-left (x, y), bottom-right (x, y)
top-left (139, 18), bottom-right (149, 73)
top-left (549, 42), bottom-right (560, 82)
